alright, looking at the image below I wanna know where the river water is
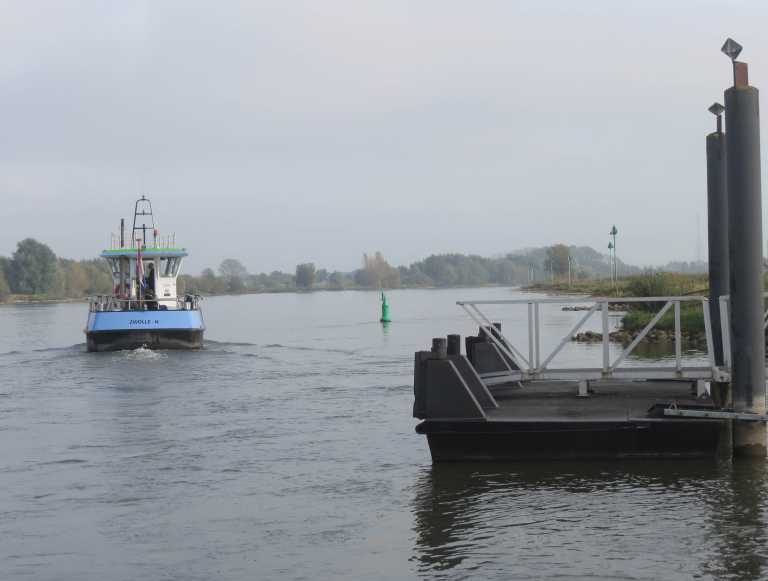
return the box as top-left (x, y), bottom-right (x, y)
top-left (1, 287), bottom-right (766, 580)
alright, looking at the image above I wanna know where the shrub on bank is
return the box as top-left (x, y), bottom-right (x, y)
top-left (624, 271), bottom-right (707, 301)
top-left (621, 303), bottom-right (705, 334)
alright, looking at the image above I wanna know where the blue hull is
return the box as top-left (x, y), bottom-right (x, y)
top-left (85, 310), bottom-right (205, 352)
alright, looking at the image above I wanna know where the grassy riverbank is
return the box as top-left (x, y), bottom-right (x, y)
top-left (527, 272), bottom-right (710, 341)
top-left (524, 272), bottom-right (708, 298)
top-left (621, 303), bottom-right (706, 334)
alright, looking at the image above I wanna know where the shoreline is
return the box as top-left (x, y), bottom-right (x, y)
top-left (520, 281), bottom-right (622, 297)
top-left (523, 280), bottom-right (710, 347)
top-left (0, 296), bottom-right (88, 306)
top-left (1, 283), bottom-right (526, 307)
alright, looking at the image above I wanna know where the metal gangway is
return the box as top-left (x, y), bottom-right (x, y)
top-left (456, 295), bottom-right (757, 387)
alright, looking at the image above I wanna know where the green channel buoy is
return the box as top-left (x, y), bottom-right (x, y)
top-left (380, 291), bottom-right (391, 323)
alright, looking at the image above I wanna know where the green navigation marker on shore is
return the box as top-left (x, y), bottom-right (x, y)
top-left (380, 291), bottom-right (391, 323)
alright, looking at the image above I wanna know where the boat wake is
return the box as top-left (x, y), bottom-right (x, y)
top-left (200, 340), bottom-right (278, 360)
top-left (204, 340), bottom-right (352, 355)
top-left (263, 343), bottom-right (357, 355)
top-left (204, 340), bottom-right (259, 348)
top-left (116, 345), bottom-right (168, 360)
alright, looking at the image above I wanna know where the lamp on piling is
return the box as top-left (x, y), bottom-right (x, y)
top-left (721, 37), bottom-right (742, 60)
top-left (721, 38), bottom-right (747, 88)
top-left (708, 102), bottom-right (725, 133)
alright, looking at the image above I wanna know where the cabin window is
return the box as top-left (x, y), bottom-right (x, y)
top-left (107, 257), bottom-right (120, 275)
top-left (160, 257), bottom-right (180, 277)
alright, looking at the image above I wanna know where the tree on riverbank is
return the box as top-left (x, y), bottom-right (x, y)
top-left (9, 239), bottom-right (58, 294)
top-left (0, 263), bottom-right (9, 300)
top-left (295, 263), bottom-right (316, 288)
top-left (0, 239), bottom-right (111, 301)
top-left (402, 253), bottom-right (525, 286)
top-left (546, 244), bottom-right (570, 276)
top-left (219, 258), bottom-right (248, 293)
top-left (53, 259), bottom-right (112, 298)
top-left (354, 252), bottom-right (400, 288)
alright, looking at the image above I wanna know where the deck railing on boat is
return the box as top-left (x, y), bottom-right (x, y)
top-left (88, 294), bottom-right (202, 312)
top-left (108, 232), bottom-right (177, 250)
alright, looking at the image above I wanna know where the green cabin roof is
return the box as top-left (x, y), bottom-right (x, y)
top-left (101, 247), bottom-right (188, 258)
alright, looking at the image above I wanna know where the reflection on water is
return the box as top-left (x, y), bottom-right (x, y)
top-left (412, 461), bottom-right (768, 580)
top-left (705, 461), bottom-right (768, 580)
top-left (629, 340), bottom-right (706, 361)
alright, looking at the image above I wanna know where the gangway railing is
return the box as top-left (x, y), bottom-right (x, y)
top-left (718, 292), bottom-right (768, 371)
top-left (457, 296), bottom-right (723, 384)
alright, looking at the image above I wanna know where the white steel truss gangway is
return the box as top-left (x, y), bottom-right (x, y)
top-left (455, 295), bottom-right (759, 388)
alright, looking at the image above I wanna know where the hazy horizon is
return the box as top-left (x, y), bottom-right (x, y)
top-left (3, 1), bottom-right (768, 273)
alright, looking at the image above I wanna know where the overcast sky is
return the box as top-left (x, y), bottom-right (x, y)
top-left (2, 0), bottom-right (767, 273)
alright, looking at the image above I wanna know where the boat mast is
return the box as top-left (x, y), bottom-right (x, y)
top-left (131, 195), bottom-right (156, 248)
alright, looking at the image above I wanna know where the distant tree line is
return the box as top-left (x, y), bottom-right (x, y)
top-left (179, 259), bottom-right (355, 294)
top-left (0, 238), bottom-right (112, 301)
top-left (0, 238), bottom-right (653, 303)
top-left (181, 244), bottom-right (642, 295)
top-left (659, 260), bottom-right (708, 274)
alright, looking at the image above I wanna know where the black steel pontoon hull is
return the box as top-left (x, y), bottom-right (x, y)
top-left (417, 419), bottom-right (726, 462)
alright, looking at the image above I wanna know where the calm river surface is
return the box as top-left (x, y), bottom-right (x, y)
top-left (1, 287), bottom-right (766, 580)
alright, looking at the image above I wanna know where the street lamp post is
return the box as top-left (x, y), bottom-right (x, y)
top-left (610, 225), bottom-right (618, 282)
top-left (607, 241), bottom-right (614, 285)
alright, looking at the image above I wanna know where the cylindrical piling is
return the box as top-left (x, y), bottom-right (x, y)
top-left (447, 334), bottom-right (461, 356)
top-left (431, 338), bottom-right (447, 359)
top-left (706, 118), bottom-right (730, 406)
top-left (480, 323), bottom-right (502, 342)
top-left (725, 73), bottom-right (766, 457)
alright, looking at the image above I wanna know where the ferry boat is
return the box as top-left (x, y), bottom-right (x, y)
top-left (85, 196), bottom-right (205, 352)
